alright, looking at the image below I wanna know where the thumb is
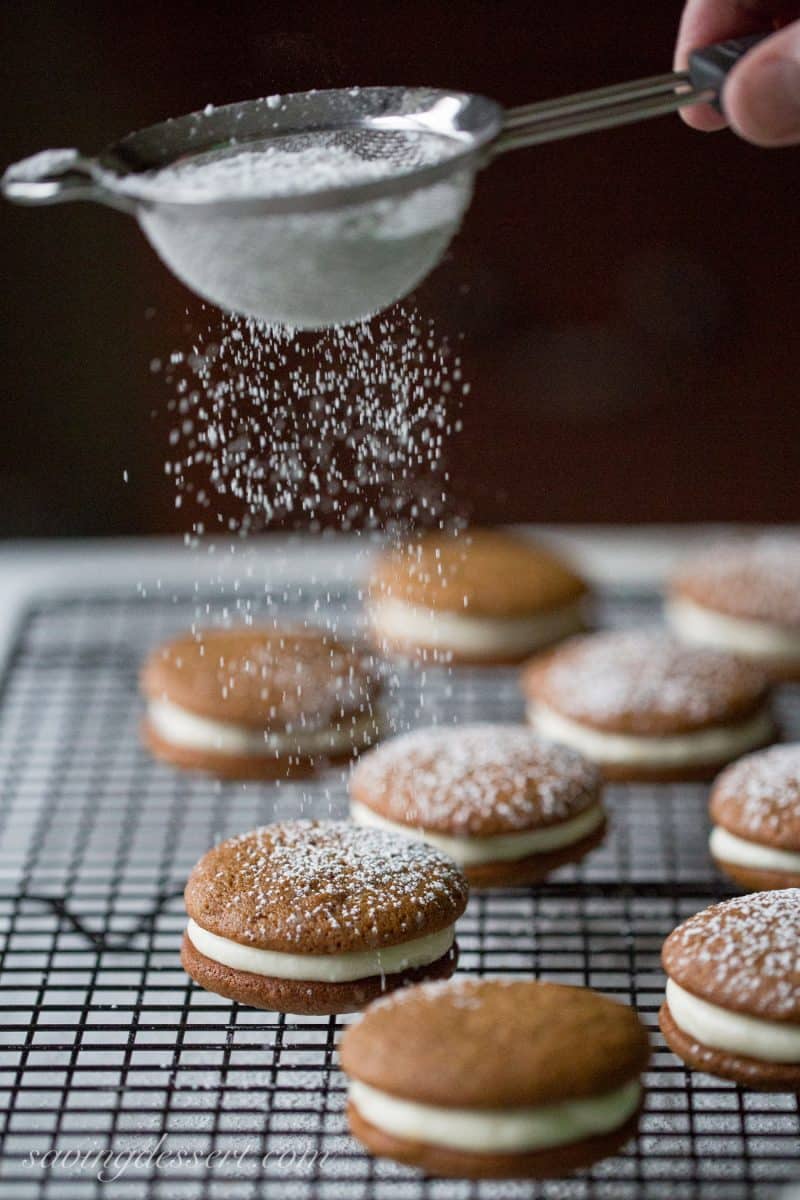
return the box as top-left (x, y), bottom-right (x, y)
top-left (723, 21), bottom-right (800, 146)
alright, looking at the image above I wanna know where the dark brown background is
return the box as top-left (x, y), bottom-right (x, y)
top-left (2, 1), bottom-right (798, 537)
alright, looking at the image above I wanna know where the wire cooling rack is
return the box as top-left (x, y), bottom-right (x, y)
top-left (0, 584), bottom-right (798, 1200)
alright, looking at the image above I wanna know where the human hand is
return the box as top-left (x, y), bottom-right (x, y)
top-left (675, 1), bottom-right (800, 144)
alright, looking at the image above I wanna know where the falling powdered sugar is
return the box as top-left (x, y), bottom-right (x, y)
top-left (158, 306), bottom-right (465, 538)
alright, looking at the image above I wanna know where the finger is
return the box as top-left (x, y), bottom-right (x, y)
top-left (724, 18), bottom-right (800, 142)
top-left (674, 0), bottom-right (784, 131)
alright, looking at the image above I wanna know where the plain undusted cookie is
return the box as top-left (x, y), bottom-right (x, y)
top-left (659, 889), bottom-right (800, 1090)
top-left (522, 630), bottom-right (774, 782)
top-left (140, 624), bottom-right (384, 779)
top-left (710, 745), bottom-right (800, 891)
top-left (368, 528), bottom-right (589, 665)
top-left (181, 820), bottom-right (469, 1014)
top-left (667, 538), bottom-right (800, 679)
top-left (350, 723), bottom-right (606, 886)
top-left (340, 977), bottom-right (650, 1178)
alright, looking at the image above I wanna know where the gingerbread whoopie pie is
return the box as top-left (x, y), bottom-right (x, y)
top-left (140, 625), bottom-right (383, 779)
top-left (709, 745), bottom-right (800, 891)
top-left (341, 978), bottom-right (650, 1179)
top-left (523, 631), bottom-right (774, 782)
top-left (667, 538), bottom-right (800, 679)
top-left (181, 820), bottom-right (468, 1015)
top-left (349, 724), bottom-right (605, 887)
top-left (660, 890), bottom-right (800, 1090)
top-left (368, 529), bottom-right (589, 665)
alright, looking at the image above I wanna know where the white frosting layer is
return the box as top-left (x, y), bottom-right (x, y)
top-left (350, 800), bottom-right (605, 866)
top-left (668, 596), bottom-right (800, 662)
top-left (348, 1078), bottom-right (641, 1154)
top-left (148, 697), bottom-right (379, 757)
top-left (528, 702), bottom-right (773, 768)
top-left (186, 918), bottom-right (454, 983)
top-left (709, 826), bottom-right (800, 874)
top-left (370, 598), bottom-right (584, 657)
top-left (665, 978), bottom-right (800, 1063)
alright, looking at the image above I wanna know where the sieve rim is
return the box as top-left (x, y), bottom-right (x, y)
top-left (95, 85), bottom-right (503, 217)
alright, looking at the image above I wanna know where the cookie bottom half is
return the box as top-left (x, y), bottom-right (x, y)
top-left (346, 1100), bottom-right (642, 1179)
top-left (464, 818), bottom-right (607, 888)
top-left (659, 1002), bottom-right (800, 1092)
top-left (181, 933), bottom-right (459, 1015)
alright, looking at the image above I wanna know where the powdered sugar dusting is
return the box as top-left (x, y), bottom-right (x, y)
top-left (712, 744), bottom-right (800, 848)
top-left (673, 537), bottom-right (800, 627)
top-left (351, 724), bottom-right (600, 835)
top-left (530, 631), bottom-right (768, 734)
top-left (664, 890), bottom-right (800, 1019)
top-left (116, 130), bottom-right (455, 202)
top-left (187, 820), bottom-right (469, 952)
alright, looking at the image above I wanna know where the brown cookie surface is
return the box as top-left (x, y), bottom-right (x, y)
top-left (594, 750), bottom-right (777, 785)
top-left (369, 529), bottom-right (588, 619)
top-left (184, 820), bottom-right (469, 954)
top-left (340, 978), bottom-right (649, 1108)
top-left (522, 631), bottom-right (770, 736)
top-left (670, 538), bottom-right (800, 629)
top-left (661, 890), bottom-right (800, 1022)
top-left (180, 933), bottom-right (459, 1016)
top-left (346, 1101), bottom-right (642, 1180)
top-left (350, 725), bottom-right (601, 838)
top-left (141, 624), bottom-right (382, 729)
top-left (712, 861), bottom-right (800, 892)
top-left (659, 1002), bottom-right (800, 1092)
top-left (710, 745), bottom-right (800, 851)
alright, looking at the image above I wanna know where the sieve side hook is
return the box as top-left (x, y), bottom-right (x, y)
top-left (1, 148), bottom-right (137, 213)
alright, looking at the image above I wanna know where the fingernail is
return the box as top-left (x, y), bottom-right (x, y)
top-left (737, 56), bottom-right (800, 142)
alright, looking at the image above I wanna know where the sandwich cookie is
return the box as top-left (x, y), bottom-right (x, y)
top-left (368, 529), bottom-right (589, 665)
top-left (141, 625), bottom-right (384, 779)
top-left (660, 889), bottom-right (800, 1090)
top-left (181, 820), bottom-right (469, 1014)
top-left (523, 631), bottom-right (774, 782)
top-left (667, 538), bottom-right (800, 679)
top-left (710, 745), bottom-right (800, 891)
top-left (341, 978), bottom-right (650, 1179)
top-left (349, 724), bottom-right (605, 887)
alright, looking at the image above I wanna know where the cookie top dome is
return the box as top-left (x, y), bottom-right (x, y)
top-left (184, 820), bottom-right (469, 954)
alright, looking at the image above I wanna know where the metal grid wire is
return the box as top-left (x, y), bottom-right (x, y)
top-left (0, 584), bottom-right (798, 1200)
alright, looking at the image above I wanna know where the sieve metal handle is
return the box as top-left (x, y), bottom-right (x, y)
top-left (494, 33), bottom-right (770, 155)
top-left (1, 149), bottom-right (136, 212)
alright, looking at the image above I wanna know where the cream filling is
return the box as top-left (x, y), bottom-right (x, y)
top-left (710, 825), bottom-right (800, 874)
top-left (348, 1078), bottom-right (641, 1154)
top-left (667, 596), bottom-right (800, 662)
top-left (369, 597), bottom-right (585, 657)
top-left (148, 697), bottom-right (381, 757)
top-left (528, 702), bottom-right (773, 768)
top-left (665, 978), bottom-right (800, 1063)
top-left (186, 918), bottom-right (454, 983)
top-left (350, 800), bottom-right (605, 866)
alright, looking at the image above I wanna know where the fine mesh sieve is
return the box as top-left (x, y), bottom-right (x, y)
top-left (2, 36), bottom-right (764, 329)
